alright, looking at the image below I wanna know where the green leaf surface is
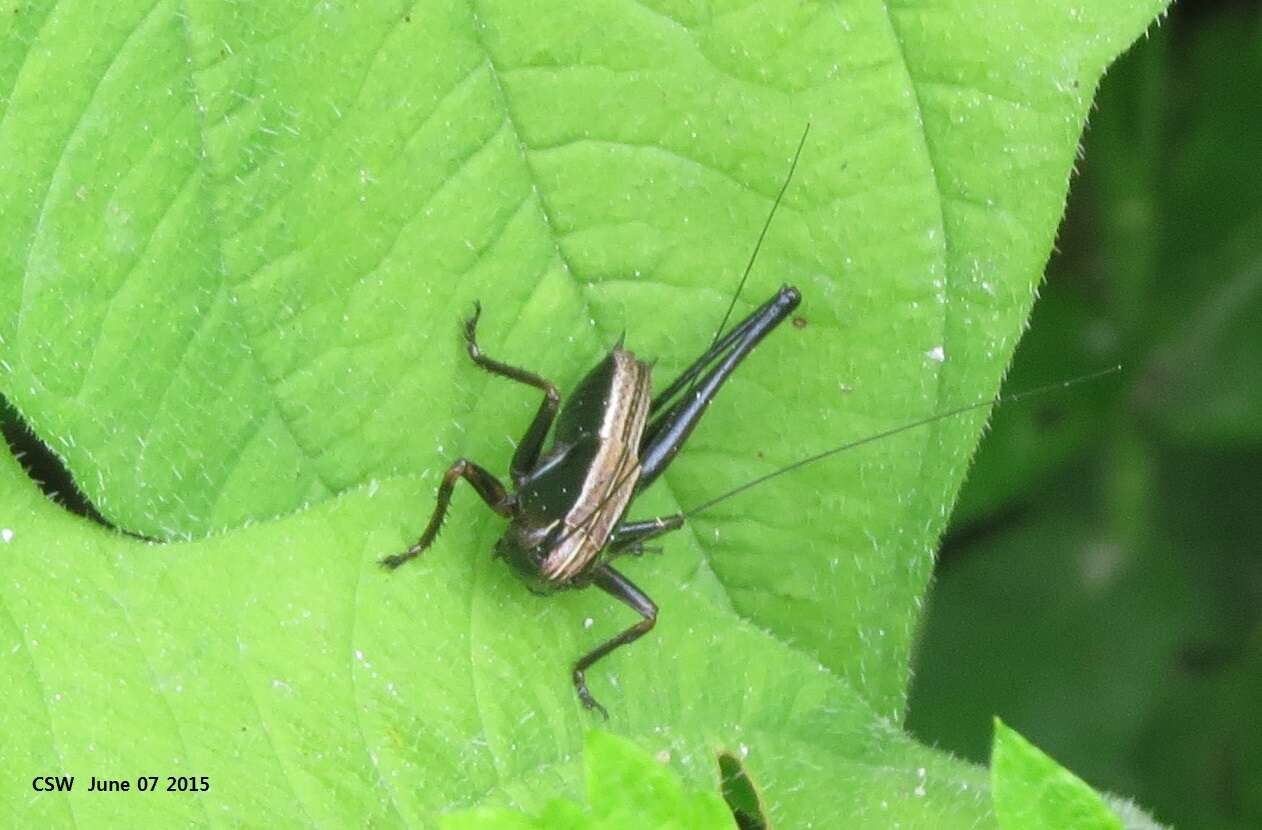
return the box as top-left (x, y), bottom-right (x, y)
top-left (0, 0), bottom-right (1164, 825)
top-left (441, 731), bottom-right (736, 829)
top-left (991, 719), bottom-right (1123, 830)
top-left (1, 451), bottom-right (998, 826)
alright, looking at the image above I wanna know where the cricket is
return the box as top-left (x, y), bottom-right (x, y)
top-left (380, 128), bottom-right (1114, 716)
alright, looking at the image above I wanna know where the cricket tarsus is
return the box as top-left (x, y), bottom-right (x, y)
top-left (380, 458), bottom-right (513, 569)
top-left (573, 564), bottom-right (658, 719)
top-left (614, 544), bottom-right (663, 557)
top-left (601, 517), bottom-right (683, 561)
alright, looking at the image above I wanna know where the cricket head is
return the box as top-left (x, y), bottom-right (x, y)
top-left (493, 523), bottom-right (562, 595)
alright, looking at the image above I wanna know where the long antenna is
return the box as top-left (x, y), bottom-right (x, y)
top-left (708, 123), bottom-right (811, 349)
top-left (682, 365), bottom-right (1122, 519)
top-left (553, 128), bottom-right (813, 553)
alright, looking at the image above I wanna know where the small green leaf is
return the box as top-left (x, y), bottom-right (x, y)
top-left (584, 732), bottom-right (735, 829)
top-left (991, 719), bottom-right (1123, 830)
top-left (442, 731), bottom-right (735, 830)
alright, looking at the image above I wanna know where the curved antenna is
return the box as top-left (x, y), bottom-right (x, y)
top-left (707, 123), bottom-right (811, 348)
top-left (553, 128), bottom-right (810, 556)
top-left (682, 366), bottom-right (1123, 519)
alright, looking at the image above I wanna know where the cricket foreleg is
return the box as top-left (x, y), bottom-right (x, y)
top-left (380, 459), bottom-right (513, 570)
top-left (463, 302), bottom-right (560, 483)
top-left (573, 565), bottom-right (658, 718)
top-left (608, 515), bottom-right (685, 553)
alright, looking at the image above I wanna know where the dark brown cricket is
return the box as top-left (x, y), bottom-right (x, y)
top-left (381, 286), bottom-right (801, 716)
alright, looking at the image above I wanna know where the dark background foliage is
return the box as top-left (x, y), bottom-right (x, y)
top-left (907, 3), bottom-right (1262, 828)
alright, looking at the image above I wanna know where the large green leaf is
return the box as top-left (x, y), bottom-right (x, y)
top-left (1, 451), bottom-right (1000, 826)
top-left (1, 0), bottom-right (1164, 825)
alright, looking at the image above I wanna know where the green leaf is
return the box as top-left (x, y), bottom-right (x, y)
top-left (991, 719), bottom-right (1123, 830)
top-left (441, 731), bottom-right (736, 829)
top-left (0, 451), bottom-right (999, 826)
top-left (0, 0), bottom-right (1165, 825)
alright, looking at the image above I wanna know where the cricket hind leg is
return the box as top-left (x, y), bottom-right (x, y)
top-left (636, 285), bottom-right (800, 492)
top-left (462, 302), bottom-right (560, 484)
top-left (648, 289), bottom-right (785, 415)
top-left (573, 564), bottom-right (658, 718)
top-left (380, 459), bottom-right (513, 569)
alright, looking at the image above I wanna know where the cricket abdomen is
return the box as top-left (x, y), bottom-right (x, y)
top-left (513, 347), bottom-right (652, 584)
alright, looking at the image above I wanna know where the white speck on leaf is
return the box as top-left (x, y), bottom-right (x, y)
top-left (1, 528), bottom-right (13, 543)
top-left (926, 346), bottom-right (946, 363)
